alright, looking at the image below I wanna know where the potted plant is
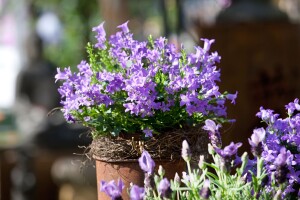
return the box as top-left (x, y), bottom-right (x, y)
top-left (54, 21), bottom-right (237, 199)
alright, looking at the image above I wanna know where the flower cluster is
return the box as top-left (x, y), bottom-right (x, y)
top-left (254, 98), bottom-right (300, 198)
top-left (55, 21), bottom-right (236, 138)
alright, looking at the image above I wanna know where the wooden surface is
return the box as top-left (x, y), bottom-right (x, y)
top-left (196, 22), bottom-right (300, 152)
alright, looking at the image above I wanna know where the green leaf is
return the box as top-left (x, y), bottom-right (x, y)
top-left (111, 126), bottom-right (121, 137)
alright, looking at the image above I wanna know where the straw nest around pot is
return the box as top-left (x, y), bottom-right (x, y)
top-left (88, 126), bottom-right (209, 162)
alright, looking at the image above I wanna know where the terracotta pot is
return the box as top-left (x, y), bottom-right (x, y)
top-left (94, 157), bottom-right (185, 200)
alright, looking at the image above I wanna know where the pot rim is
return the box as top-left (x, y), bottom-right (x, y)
top-left (92, 154), bottom-right (181, 163)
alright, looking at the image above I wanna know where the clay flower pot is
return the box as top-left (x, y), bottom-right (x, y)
top-left (90, 128), bottom-right (209, 200)
top-left (94, 156), bottom-right (185, 200)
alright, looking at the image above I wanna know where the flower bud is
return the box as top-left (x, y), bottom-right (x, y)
top-left (248, 128), bottom-right (265, 157)
top-left (240, 173), bottom-right (247, 184)
top-left (198, 155), bottom-right (205, 169)
top-left (174, 173), bottom-right (181, 185)
top-left (203, 119), bottom-right (222, 148)
top-left (199, 179), bottom-right (211, 199)
top-left (241, 152), bottom-right (248, 163)
top-left (158, 165), bottom-right (165, 177)
top-left (208, 143), bottom-right (214, 155)
top-left (258, 157), bottom-right (264, 171)
top-left (182, 172), bottom-right (190, 182)
top-left (182, 140), bottom-right (191, 162)
top-left (240, 152), bottom-right (248, 172)
top-left (274, 148), bottom-right (289, 184)
top-left (138, 150), bottom-right (155, 175)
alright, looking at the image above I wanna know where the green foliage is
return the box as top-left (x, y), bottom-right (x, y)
top-left (142, 145), bottom-right (285, 200)
top-left (31, 0), bottom-right (100, 69)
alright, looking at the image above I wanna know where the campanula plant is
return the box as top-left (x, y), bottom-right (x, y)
top-left (55, 21), bottom-right (237, 139)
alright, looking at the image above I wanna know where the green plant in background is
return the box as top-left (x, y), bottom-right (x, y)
top-left (31, 0), bottom-right (100, 69)
top-left (30, 0), bottom-right (169, 70)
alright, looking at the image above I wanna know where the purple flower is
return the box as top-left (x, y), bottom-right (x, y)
top-left (203, 119), bottom-right (221, 134)
top-left (203, 119), bottom-right (222, 148)
top-left (226, 91), bottom-right (238, 104)
top-left (274, 148), bottom-right (290, 184)
top-left (215, 142), bottom-right (242, 172)
top-left (138, 150), bottom-right (155, 174)
top-left (155, 37), bottom-right (166, 49)
top-left (180, 93), bottom-right (193, 107)
top-left (130, 185), bottom-right (144, 200)
top-left (117, 21), bottom-right (130, 33)
top-left (143, 128), bottom-right (153, 137)
top-left (285, 98), bottom-right (300, 116)
top-left (55, 67), bottom-right (71, 82)
top-left (215, 142), bottom-right (242, 158)
top-left (77, 60), bottom-right (92, 76)
top-left (256, 107), bottom-right (278, 124)
top-left (84, 116), bottom-right (91, 121)
top-left (248, 128), bottom-right (266, 157)
top-left (100, 179), bottom-right (124, 200)
top-left (201, 38), bottom-right (215, 53)
top-left (199, 179), bottom-right (211, 199)
top-left (92, 22), bottom-right (106, 49)
top-left (257, 99), bottom-right (300, 196)
top-left (158, 178), bottom-right (172, 198)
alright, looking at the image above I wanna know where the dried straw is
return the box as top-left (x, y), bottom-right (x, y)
top-left (89, 126), bottom-right (209, 162)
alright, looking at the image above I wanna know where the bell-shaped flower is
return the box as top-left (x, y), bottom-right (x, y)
top-left (92, 22), bottom-right (106, 49)
top-left (158, 178), bottom-right (172, 198)
top-left (203, 119), bottom-right (222, 147)
top-left (100, 179), bottom-right (124, 200)
top-left (138, 150), bottom-right (155, 174)
top-left (226, 91), bottom-right (238, 105)
top-left (215, 142), bottom-right (242, 172)
top-left (117, 21), bottom-right (129, 33)
top-left (215, 142), bottom-right (242, 160)
top-left (130, 185), bottom-right (145, 200)
top-left (203, 119), bottom-right (221, 134)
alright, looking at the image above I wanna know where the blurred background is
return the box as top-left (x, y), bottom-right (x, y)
top-left (0, 0), bottom-right (300, 199)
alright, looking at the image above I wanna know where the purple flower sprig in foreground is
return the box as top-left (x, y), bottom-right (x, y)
top-left (254, 99), bottom-right (300, 198)
top-left (138, 150), bottom-right (155, 189)
top-left (203, 119), bottom-right (222, 148)
top-left (130, 185), bottom-right (144, 200)
top-left (214, 142), bottom-right (242, 173)
top-left (248, 128), bottom-right (266, 157)
top-left (100, 179), bottom-right (124, 200)
top-left (55, 21), bottom-right (237, 139)
top-left (138, 150), bottom-right (155, 175)
top-left (100, 101), bottom-right (300, 199)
